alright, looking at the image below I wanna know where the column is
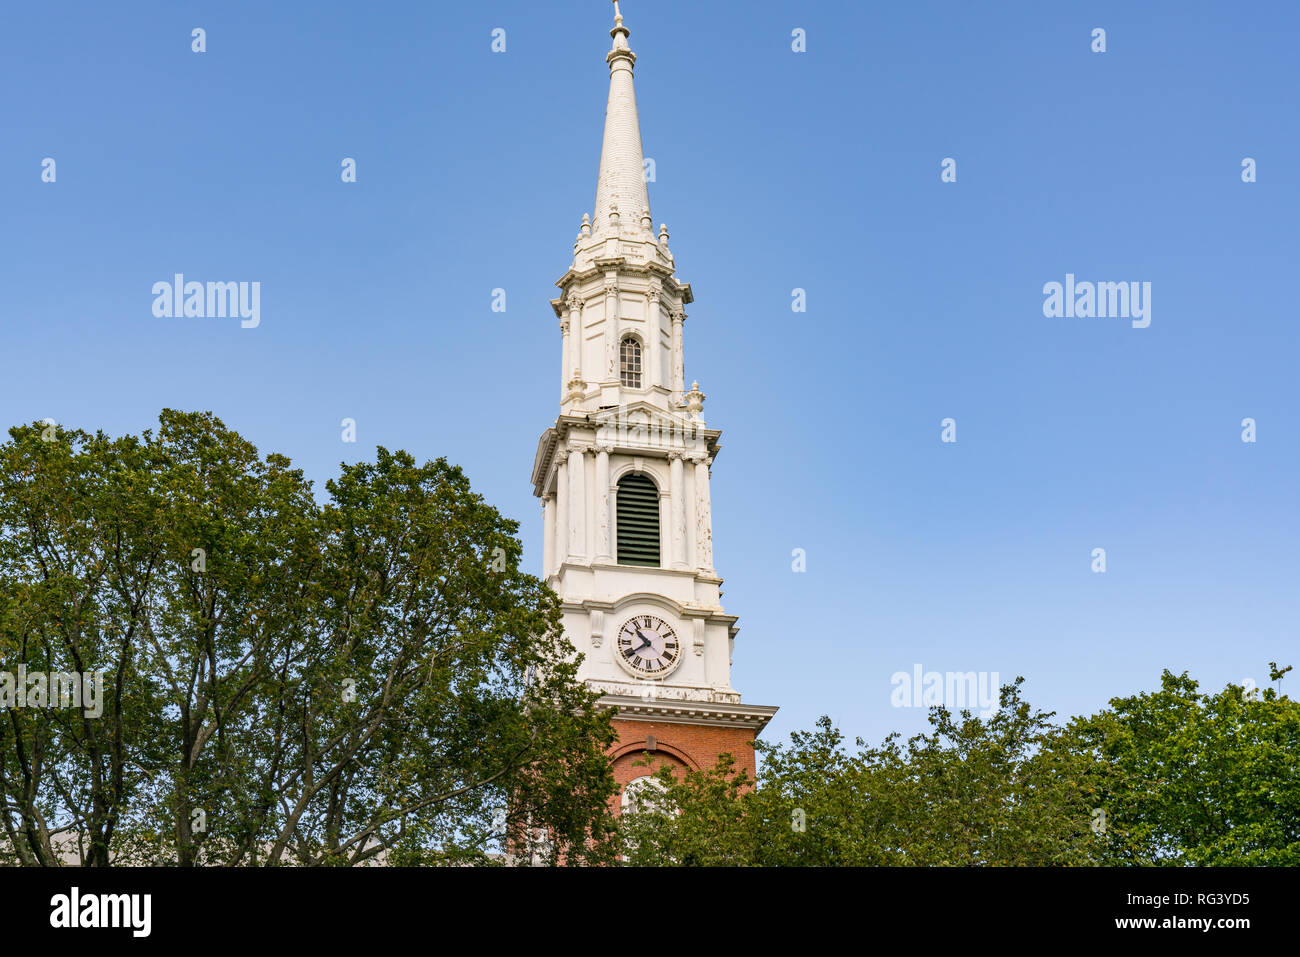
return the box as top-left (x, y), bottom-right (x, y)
top-left (559, 313), bottom-right (570, 402)
top-left (594, 445), bottom-right (613, 563)
top-left (566, 294), bottom-right (583, 384)
top-left (567, 446), bottom-right (586, 563)
top-left (671, 309), bottom-right (685, 404)
top-left (694, 456), bottom-right (714, 573)
top-left (542, 497), bottom-right (555, 578)
top-left (647, 286), bottom-right (662, 391)
top-left (554, 458), bottom-right (568, 570)
top-left (669, 452), bottom-right (687, 570)
top-left (684, 457), bottom-right (697, 571)
top-left (604, 277), bottom-right (619, 382)
top-left (658, 483), bottom-right (671, 569)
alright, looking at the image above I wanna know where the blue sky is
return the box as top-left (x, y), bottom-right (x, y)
top-left (3, 0), bottom-right (1297, 748)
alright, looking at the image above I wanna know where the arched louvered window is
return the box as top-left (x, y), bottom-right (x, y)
top-left (621, 775), bottom-right (669, 815)
top-left (616, 473), bottom-right (660, 566)
top-left (620, 336), bottom-right (643, 389)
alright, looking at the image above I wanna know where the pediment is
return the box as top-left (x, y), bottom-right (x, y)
top-left (531, 404), bottom-right (721, 496)
top-left (588, 400), bottom-right (690, 434)
top-left (590, 402), bottom-right (716, 457)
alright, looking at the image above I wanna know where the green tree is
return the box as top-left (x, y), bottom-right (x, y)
top-left (1067, 667), bottom-right (1300, 866)
top-left (621, 680), bottom-right (1103, 866)
top-left (0, 420), bottom-right (166, 865)
top-left (0, 412), bottom-right (618, 865)
top-left (622, 671), bottom-right (1298, 866)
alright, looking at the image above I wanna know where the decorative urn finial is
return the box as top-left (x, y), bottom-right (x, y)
top-left (685, 380), bottom-right (706, 424)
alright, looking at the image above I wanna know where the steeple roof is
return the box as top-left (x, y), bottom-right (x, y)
top-left (592, 1), bottom-right (650, 237)
top-left (560, 2), bottom-right (680, 280)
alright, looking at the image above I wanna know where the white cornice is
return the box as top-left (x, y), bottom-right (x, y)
top-left (597, 695), bottom-right (778, 733)
top-left (529, 428), bottom-right (560, 495)
top-left (554, 263), bottom-right (692, 305)
top-left (558, 587), bottom-right (737, 626)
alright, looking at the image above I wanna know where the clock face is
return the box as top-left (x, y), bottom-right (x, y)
top-left (616, 615), bottom-right (681, 677)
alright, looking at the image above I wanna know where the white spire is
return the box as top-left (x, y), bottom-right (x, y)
top-left (593, 0), bottom-right (650, 237)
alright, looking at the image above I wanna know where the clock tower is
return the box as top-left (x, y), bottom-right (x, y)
top-left (530, 2), bottom-right (777, 808)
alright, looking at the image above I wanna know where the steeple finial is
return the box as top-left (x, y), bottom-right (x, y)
top-left (609, 0), bottom-right (630, 53)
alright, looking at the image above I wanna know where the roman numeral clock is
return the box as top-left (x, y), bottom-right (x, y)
top-left (529, 2), bottom-right (777, 813)
top-left (616, 615), bottom-right (680, 677)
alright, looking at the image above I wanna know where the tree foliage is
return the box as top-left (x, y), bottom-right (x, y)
top-left (1067, 666), bottom-right (1300, 866)
top-left (619, 673), bottom-right (1298, 866)
top-left (0, 412), bottom-right (617, 865)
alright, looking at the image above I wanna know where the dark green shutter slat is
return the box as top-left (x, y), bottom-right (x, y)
top-left (617, 474), bottom-right (661, 566)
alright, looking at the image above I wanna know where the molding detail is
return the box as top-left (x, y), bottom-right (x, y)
top-left (596, 694), bottom-right (778, 733)
top-left (590, 682), bottom-right (739, 704)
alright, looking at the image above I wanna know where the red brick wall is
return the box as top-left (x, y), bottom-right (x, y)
top-left (507, 718), bottom-right (759, 861)
top-left (608, 718), bottom-right (757, 811)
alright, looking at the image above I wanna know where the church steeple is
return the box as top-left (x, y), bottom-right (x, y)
top-left (592, 0), bottom-right (651, 239)
top-left (530, 7), bottom-right (777, 825)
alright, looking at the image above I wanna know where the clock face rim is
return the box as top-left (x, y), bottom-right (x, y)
top-left (613, 613), bottom-right (683, 679)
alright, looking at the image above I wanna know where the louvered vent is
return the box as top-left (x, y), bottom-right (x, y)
top-left (616, 474), bottom-right (660, 566)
